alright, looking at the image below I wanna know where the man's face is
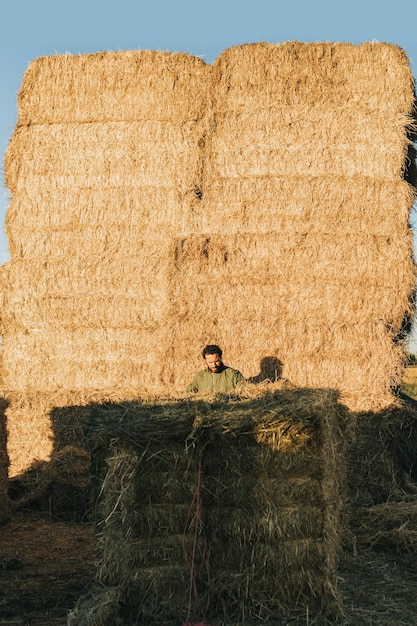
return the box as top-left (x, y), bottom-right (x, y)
top-left (204, 353), bottom-right (223, 373)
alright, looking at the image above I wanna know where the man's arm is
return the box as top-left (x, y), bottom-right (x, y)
top-left (233, 369), bottom-right (246, 388)
top-left (186, 378), bottom-right (198, 393)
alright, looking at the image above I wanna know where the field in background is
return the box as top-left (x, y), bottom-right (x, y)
top-left (401, 365), bottom-right (417, 399)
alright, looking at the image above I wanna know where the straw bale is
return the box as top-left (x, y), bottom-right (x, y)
top-left (0, 236), bottom-right (174, 392)
top-left (1, 241), bottom-right (173, 298)
top-left (16, 50), bottom-right (208, 126)
top-left (205, 43), bottom-right (415, 179)
top-left (198, 175), bottom-right (415, 237)
top-left (6, 177), bottom-right (415, 259)
top-left (180, 41), bottom-right (415, 412)
top-left (204, 111), bottom-right (410, 180)
top-left (347, 395), bottom-right (417, 508)
top-left (4, 389), bottom-right (141, 477)
top-left (6, 51), bottom-right (207, 197)
top-left (189, 389), bottom-right (348, 621)
top-left (6, 120), bottom-right (202, 197)
top-left (351, 502), bottom-right (417, 552)
top-left (1, 327), bottom-right (170, 391)
top-left (2, 49), bottom-right (207, 419)
top-left (169, 232), bottom-right (413, 411)
top-left (87, 404), bottom-right (201, 623)
top-left (208, 41), bottom-right (415, 111)
top-left (73, 389), bottom-right (347, 624)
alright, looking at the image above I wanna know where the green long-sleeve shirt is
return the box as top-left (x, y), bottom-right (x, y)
top-left (186, 365), bottom-right (246, 393)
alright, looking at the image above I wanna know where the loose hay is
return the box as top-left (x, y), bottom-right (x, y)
top-left (351, 502), bottom-right (417, 552)
top-left (70, 388), bottom-right (348, 625)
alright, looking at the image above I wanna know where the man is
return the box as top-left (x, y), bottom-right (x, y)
top-left (186, 344), bottom-right (246, 393)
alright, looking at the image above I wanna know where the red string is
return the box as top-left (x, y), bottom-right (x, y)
top-left (182, 455), bottom-right (205, 625)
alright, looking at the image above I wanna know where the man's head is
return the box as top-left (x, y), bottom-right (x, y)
top-left (202, 344), bottom-right (224, 373)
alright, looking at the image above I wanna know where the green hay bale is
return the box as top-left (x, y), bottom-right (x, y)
top-left (71, 389), bottom-right (348, 625)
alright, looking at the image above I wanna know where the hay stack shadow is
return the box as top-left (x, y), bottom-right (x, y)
top-left (347, 393), bottom-right (417, 553)
top-left (0, 397), bottom-right (10, 523)
top-left (68, 388), bottom-right (349, 625)
top-left (247, 356), bottom-right (283, 384)
top-left (8, 404), bottom-right (92, 522)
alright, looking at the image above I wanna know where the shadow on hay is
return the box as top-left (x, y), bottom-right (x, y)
top-left (8, 404), bottom-right (93, 522)
top-left (246, 356), bottom-right (283, 384)
top-left (403, 92), bottom-right (417, 188)
top-left (0, 397), bottom-right (11, 523)
top-left (5, 384), bottom-right (417, 623)
top-left (346, 392), bottom-right (417, 555)
top-left (5, 357), bottom-right (283, 523)
top-left (66, 387), bottom-right (349, 625)
top-left (347, 392), bottom-right (417, 508)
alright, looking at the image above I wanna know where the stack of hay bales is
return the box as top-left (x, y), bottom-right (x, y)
top-left (1, 42), bottom-right (415, 477)
top-left (174, 42), bottom-right (416, 413)
top-left (68, 388), bottom-right (348, 625)
top-left (1, 51), bottom-right (208, 475)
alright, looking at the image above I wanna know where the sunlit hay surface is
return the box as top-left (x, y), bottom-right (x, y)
top-left (67, 388), bottom-right (348, 625)
top-left (174, 42), bottom-right (416, 412)
top-left (2, 49), bottom-right (209, 398)
top-left (347, 395), bottom-right (417, 509)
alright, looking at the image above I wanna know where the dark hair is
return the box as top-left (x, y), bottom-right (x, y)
top-left (202, 344), bottom-right (222, 359)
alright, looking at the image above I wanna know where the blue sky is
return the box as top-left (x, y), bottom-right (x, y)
top-left (1, 0), bottom-right (417, 346)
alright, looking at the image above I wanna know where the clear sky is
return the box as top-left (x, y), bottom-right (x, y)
top-left (1, 0), bottom-right (417, 347)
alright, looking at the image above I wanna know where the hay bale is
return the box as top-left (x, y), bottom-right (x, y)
top-left (0, 398), bottom-right (10, 523)
top-left (9, 446), bottom-right (91, 521)
top-left (179, 41), bottom-right (416, 413)
top-left (13, 50), bottom-right (207, 126)
top-left (3, 389), bottom-right (140, 477)
top-left (72, 388), bottom-right (348, 624)
top-left (347, 395), bottom-right (417, 508)
top-left (351, 502), bottom-right (417, 552)
top-left (1, 49), bottom-right (208, 397)
top-left (169, 231), bottom-right (412, 411)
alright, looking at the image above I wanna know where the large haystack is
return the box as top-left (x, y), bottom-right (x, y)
top-left (1, 50), bottom-right (208, 475)
top-left (1, 42), bottom-right (415, 476)
top-left (68, 388), bottom-right (348, 625)
top-left (3, 50), bottom-right (208, 392)
top-left (174, 42), bottom-right (417, 412)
